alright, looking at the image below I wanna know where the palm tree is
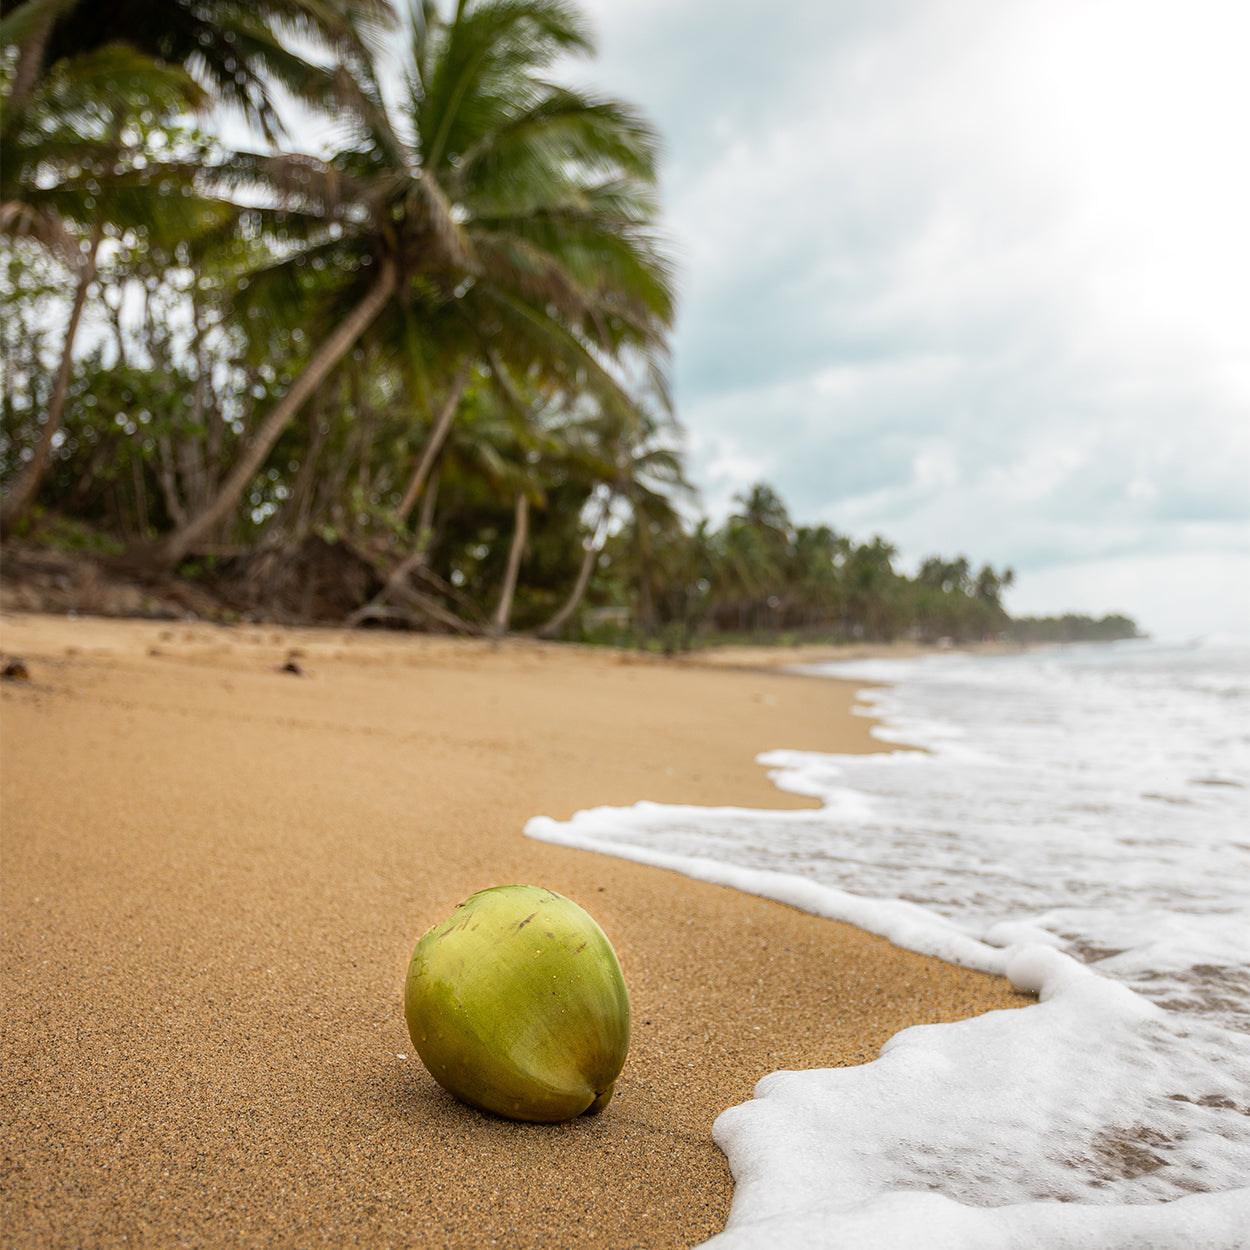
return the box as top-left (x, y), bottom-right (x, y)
top-left (535, 404), bottom-right (688, 638)
top-left (0, 45), bottom-right (227, 535)
top-left (844, 535), bottom-right (900, 638)
top-left (155, 0), bottom-right (674, 566)
top-left (0, 0), bottom-right (393, 535)
top-left (416, 382), bottom-right (552, 634)
top-left (787, 524), bottom-right (846, 630)
top-left (706, 484), bottom-right (795, 633)
top-left (0, 0), bottom-right (396, 140)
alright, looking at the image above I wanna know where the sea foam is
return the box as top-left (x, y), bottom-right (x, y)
top-left (525, 640), bottom-right (1250, 1246)
top-left (704, 946), bottom-right (1250, 1248)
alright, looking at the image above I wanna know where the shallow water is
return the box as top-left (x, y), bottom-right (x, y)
top-left (776, 639), bottom-right (1249, 1028)
top-left (526, 638), bottom-right (1250, 1248)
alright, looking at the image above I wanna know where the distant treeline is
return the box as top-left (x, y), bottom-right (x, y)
top-left (577, 481), bottom-right (1018, 649)
top-left (1007, 614), bottom-right (1141, 645)
top-left (563, 482), bottom-right (1140, 650)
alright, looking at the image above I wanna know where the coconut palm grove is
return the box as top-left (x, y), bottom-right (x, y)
top-left (0, 0), bottom-right (1136, 646)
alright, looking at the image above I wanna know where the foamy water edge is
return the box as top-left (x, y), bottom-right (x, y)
top-left (525, 643), bottom-right (1250, 1248)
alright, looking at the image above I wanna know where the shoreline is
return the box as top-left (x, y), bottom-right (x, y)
top-left (1, 612), bottom-right (1030, 1248)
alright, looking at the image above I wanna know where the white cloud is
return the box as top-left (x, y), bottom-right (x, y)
top-left (565, 0), bottom-right (1250, 631)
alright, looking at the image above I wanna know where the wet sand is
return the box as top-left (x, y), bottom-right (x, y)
top-left (0, 614), bottom-right (1028, 1248)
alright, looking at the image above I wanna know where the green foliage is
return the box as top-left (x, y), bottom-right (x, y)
top-left (20, 512), bottom-right (125, 554)
top-left (1007, 614), bottom-right (1141, 644)
top-left (2, 0), bottom-right (397, 142)
top-left (0, 0), bottom-right (1139, 643)
top-left (589, 480), bottom-right (1029, 650)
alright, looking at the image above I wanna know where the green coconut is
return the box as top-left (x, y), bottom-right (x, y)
top-left (404, 884), bottom-right (631, 1123)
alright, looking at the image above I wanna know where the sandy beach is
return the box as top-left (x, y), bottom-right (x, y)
top-left (0, 614), bottom-right (1029, 1248)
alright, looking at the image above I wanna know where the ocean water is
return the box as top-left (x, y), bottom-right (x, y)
top-left (526, 638), bottom-right (1250, 1248)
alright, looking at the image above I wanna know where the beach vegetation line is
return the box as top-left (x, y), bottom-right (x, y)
top-left (0, 0), bottom-right (1136, 648)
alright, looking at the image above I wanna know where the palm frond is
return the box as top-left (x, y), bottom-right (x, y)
top-left (417, 0), bottom-right (594, 171)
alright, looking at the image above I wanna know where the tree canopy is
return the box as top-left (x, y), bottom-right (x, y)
top-left (0, 0), bottom-right (1139, 647)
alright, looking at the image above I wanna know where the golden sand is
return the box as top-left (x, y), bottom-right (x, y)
top-left (0, 615), bottom-right (1027, 1248)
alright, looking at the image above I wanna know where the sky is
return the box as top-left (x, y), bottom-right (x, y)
top-left (551, 0), bottom-right (1249, 638)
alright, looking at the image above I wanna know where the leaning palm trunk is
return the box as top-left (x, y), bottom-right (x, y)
top-left (348, 485), bottom-right (442, 625)
top-left (1, 226), bottom-right (102, 538)
top-left (155, 258), bottom-right (397, 565)
top-left (394, 362), bottom-right (470, 524)
top-left (535, 490), bottom-right (613, 639)
top-left (343, 366), bottom-right (469, 623)
top-left (490, 492), bottom-right (529, 635)
top-left (412, 462), bottom-right (441, 562)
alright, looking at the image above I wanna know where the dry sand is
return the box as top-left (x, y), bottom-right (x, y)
top-left (0, 614), bottom-right (1029, 1248)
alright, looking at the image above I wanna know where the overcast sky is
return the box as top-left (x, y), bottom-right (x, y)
top-left (555, 0), bottom-right (1248, 638)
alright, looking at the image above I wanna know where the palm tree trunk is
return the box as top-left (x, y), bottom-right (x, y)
top-left (490, 492), bottom-right (529, 635)
top-left (346, 462), bottom-right (443, 626)
top-left (155, 434), bottom-right (187, 526)
top-left (535, 490), bottom-right (612, 639)
top-left (4, 12), bottom-right (53, 116)
top-left (156, 258), bottom-right (397, 565)
top-left (0, 225), bottom-right (102, 537)
top-left (394, 361), bottom-right (470, 524)
top-left (412, 462), bottom-right (442, 562)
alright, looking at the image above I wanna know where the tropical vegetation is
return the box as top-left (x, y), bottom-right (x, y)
top-left (0, 0), bottom-right (1138, 647)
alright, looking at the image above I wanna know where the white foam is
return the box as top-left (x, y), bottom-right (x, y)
top-left (703, 947), bottom-right (1250, 1248)
top-left (703, 1187), bottom-right (1250, 1249)
top-left (524, 640), bottom-right (1250, 1244)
